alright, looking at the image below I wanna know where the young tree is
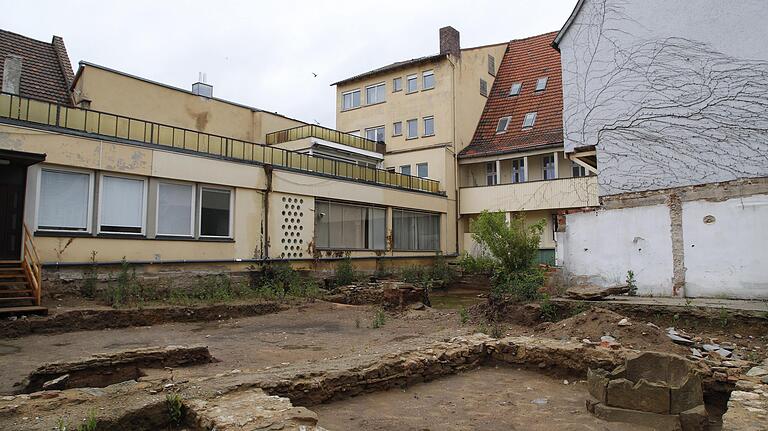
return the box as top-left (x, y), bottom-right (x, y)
top-left (470, 210), bottom-right (545, 273)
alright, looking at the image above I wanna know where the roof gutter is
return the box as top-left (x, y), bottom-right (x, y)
top-left (457, 142), bottom-right (563, 160)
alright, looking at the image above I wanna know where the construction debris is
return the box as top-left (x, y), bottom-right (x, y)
top-left (564, 284), bottom-right (630, 300)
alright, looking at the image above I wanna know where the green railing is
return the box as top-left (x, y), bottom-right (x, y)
top-left (265, 124), bottom-right (382, 153)
top-left (0, 93), bottom-right (441, 194)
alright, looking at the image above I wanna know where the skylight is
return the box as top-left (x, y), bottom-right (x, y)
top-left (509, 82), bottom-right (522, 96)
top-left (522, 112), bottom-right (537, 128)
top-left (535, 77), bottom-right (548, 91)
top-left (496, 117), bottom-right (511, 133)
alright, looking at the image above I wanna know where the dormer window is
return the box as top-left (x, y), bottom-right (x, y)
top-left (496, 116), bottom-right (511, 133)
top-left (509, 82), bottom-right (522, 96)
top-left (522, 112), bottom-right (537, 128)
top-left (535, 77), bottom-right (548, 91)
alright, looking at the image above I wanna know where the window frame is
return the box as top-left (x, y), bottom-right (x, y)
top-left (97, 172), bottom-right (149, 236)
top-left (486, 162), bottom-right (498, 186)
top-left (522, 112), bottom-right (537, 129)
top-left (488, 55), bottom-right (496, 76)
top-left (155, 180), bottom-right (196, 238)
top-left (423, 116), bottom-right (435, 137)
top-left (35, 166), bottom-right (95, 234)
top-left (365, 82), bottom-right (386, 105)
top-left (406, 118), bottom-right (418, 139)
top-left (392, 208), bottom-right (441, 251)
top-left (535, 77), bottom-right (548, 91)
top-left (392, 121), bottom-right (403, 136)
top-left (406, 74), bottom-right (418, 93)
top-left (341, 89), bottom-right (361, 110)
top-left (480, 79), bottom-right (488, 96)
top-left (512, 158), bottom-right (526, 183)
top-left (314, 199), bottom-right (387, 251)
top-left (365, 125), bottom-right (386, 143)
top-left (496, 116), bottom-right (511, 134)
top-left (393, 77), bottom-right (403, 92)
top-left (509, 82), bottom-right (522, 96)
top-left (198, 185), bottom-right (234, 239)
top-left (543, 155), bottom-right (556, 180)
top-left (422, 70), bottom-right (435, 90)
top-left (416, 162), bottom-right (429, 178)
top-left (572, 162), bottom-right (587, 178)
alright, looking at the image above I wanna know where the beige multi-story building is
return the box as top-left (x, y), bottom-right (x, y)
top-left (332, 27), bottom-right (507, 255)
top-left (0, 29), bottom-right (451, 310)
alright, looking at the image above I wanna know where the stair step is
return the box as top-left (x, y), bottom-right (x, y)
top-left (0, 260), bottom-right (22, 265)
top-left (0, 281), bottom-right (29, 287)
top-left (0, 274), bottom-right (25, 278)
top-left (0, 306), bottom-right (47, 317)
top-left (0, 289), bottom-right (34, 294)
top-left (0, 296), bottom-right (35, 301)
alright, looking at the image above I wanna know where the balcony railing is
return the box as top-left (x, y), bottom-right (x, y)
top-left (0, 93), bottom-right (440, 194)
top-left (265, 124), bottom-right (383, 153)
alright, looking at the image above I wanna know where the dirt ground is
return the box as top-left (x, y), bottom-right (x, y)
top-left (314, 366), bottom-right (652, 431)
top-left (0, 301), bottom-right (469, 394)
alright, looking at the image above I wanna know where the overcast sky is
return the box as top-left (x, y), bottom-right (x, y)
top-left (4, 0), bottom-right (575, 128)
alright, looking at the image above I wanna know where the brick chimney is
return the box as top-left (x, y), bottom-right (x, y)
top-left (2, 55), bottom-right (22, 95)
top-left (439, 26), bottom-right (460, 58)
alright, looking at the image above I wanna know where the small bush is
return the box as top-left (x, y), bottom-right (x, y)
top-left (490, 324), bottom-right (504, 339)
top-left (400, 253), bottom-right (456, 285)
top-left (626, 270), bottom-right (637, 296)
top-left (459, 306), bottom-right (469, 325)
top-left (539, 293), bottom-right (558, 322)
top-left (458, 252), bottom-right (496, 275)
top-left (491, 266), bottom-right (545, 302)
top-left (80, 250), bottom-right (98, 299)
top-left (372, 309), bottom-right (386, 329)
top-left (335, 254), bottom-right (358, 286)
top-left (166, 393), bottom-right (184, 426)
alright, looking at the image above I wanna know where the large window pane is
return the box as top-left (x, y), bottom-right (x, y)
top-left (157, 182), bottom-right (194, 236)
top-left (393, 209), bottom-right (440, 251)
top-left (100, 175), bottom-right (145, 233)
top-left (315, 200), bottom-right (385, 250)
top-left (200, 188), bottom-right (231, 237)
top-left (38, 169), bottom-right (90, 231)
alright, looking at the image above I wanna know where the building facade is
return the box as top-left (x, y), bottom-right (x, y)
top-left (554, 0), bottom-right (768, 298)
top-left (332, 27), bottom-right (508, 256)
top-left (457, 32), bottom-right (598, 264)
top-left (0, 30), bottom-right (452, 304)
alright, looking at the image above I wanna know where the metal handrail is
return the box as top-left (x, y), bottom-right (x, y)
top-left (0, 93), bottom-right (441, 194)
top-left (265, 124), bottom-right (382, 153)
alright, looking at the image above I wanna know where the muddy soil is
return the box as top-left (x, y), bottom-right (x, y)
top-left (314, 366), bottom-right (652, 431)
top-left (0, 301), bottom-right (468, 394)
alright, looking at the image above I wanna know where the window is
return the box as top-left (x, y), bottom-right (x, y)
top-left (543, 155), bottom-right (556, 180)
top-left (315, 200), bottom-right (385, 250)
top-left (406, 74), bottom-right (418, 93)
top-left (480, 79), bottom-right (488, 96)
top-left (365, 83), bottom-right (386, 104)
top-left (523, 112), bottom-right (537, 128)
top-left (509, 82), bottom-right (522, 96)
top-left (486, 162), bottom-right (497, 186)
top-left (99, 175), bottom-right (147, 234)
top-left (572, 162), bottom-right (587, 177)
top-left (393, 77), bottom-right (402, 92)
top-left (488, 55), bottom-right (496, 75)
top-left (200, 187), bottom-right (231, 237)
top-left (37, 168), bottom-right (92, 232)
top-left (400, 165), bottom-right (411, 176)
top-left (365, 126), bottom-right (386, 143)
top-left (157, 182), bottom-right (194, 236)
top-left (512, 158), bottom-right (526, 183)
top-left (423, 116), bottom-right (435, 136)
top-left (422, 70), bottom-right (435, 90)
top-left (392, 121), bottom-right (402, 136)
top-left (535, 77), bottom-right (548, 91)
top-left (416, 162), bottom-right (428, 178)
top-left (393, 209), bottom-right (440, 251)
top-left (407, 119), bottom-right (418, 138)
top-left (342, 89), bottom-right (361, 110)
top-left (496, 116), bottom-right (511, 133)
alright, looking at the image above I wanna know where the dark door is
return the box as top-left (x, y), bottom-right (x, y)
top-left (0, 164), bottom-right (26, 260)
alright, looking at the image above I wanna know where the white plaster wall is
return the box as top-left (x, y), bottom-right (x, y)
top-left (562, 205), bottom-right (674, 296)
top-left (682, 195), bottom-right (768, 299)
top-left (559, 0), bottom-right (768, 195)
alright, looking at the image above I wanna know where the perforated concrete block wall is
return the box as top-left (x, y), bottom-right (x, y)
top-left (269, 193), bottom-right (314, 259)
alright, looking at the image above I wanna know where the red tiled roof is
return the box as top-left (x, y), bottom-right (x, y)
top-left (0, 29), bottom-right (73, 105)
top-left (460, 32), bottom-right (562, 159)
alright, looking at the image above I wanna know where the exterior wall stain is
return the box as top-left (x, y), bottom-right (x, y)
top-left (667, 193), bottom-right (686, 297)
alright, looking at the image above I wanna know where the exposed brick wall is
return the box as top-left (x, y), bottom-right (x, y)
top-left (439, 26), bottom-right (460, 57)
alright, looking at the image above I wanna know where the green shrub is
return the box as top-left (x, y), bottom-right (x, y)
top-left (626, 270), bottom-right (637, 296)
top-left (81, 250), bottom-right (98, 299)
top-left (400, 253), bottom-right (456, 285)
top-left (458, 252), bottom-right (496, 275)
top-left (166, 393), bottom-right (184, 426)
top-left (539, 293), bottom-right (558, 322)
top-left (491, 266), bottom-right (545, 301)
top-left (372, 309), bottom-right (386, 329)
top-left (335, 254), bottom-right (358, 286)
top-left (459, 306), bottom-right (469, 325)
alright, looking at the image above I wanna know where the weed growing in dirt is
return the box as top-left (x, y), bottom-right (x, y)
top-left (55, 411), bottom-right (97, 431)
top-left (476, 322), bottom-right (489, 335)
top-left (457, 252), bottom-right (495, 275)
top-left (400, 253), bottom-right (457, 286)
top-left (570, 301), bottom-right (590, 317)
top-left (626, 270), bottom-right (637, 296)
top-left (490, 324), bottom-right (504, 338)
top-left (166, 393), bottom-right (184, 426)
top-left (355, 317), bottom-right (361, 329)
top-left (718, 308), bottom-right (729, 328)
top-left (335, 254), bottom-right (359, 286)
top-left (459, 306), bottom-right (469, 325)
top-left (103, 258), bottom-right (141, 308)
top-left (539, 294), bottom-right (558, 322)
top-left (372, 309), bottom-right (386, 329)
top-left (81, 250), bottom-right (98, 299)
